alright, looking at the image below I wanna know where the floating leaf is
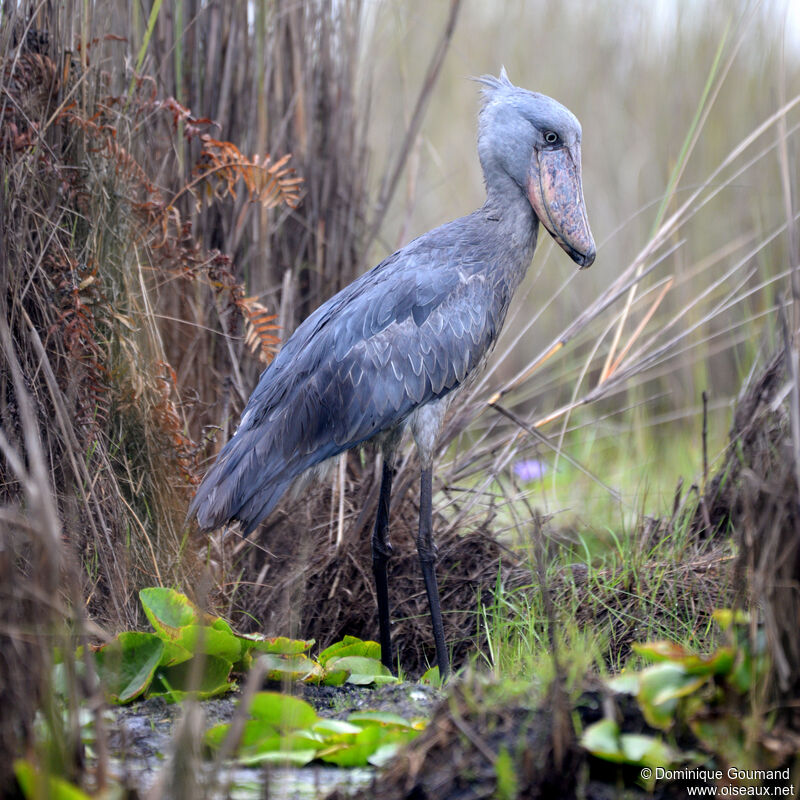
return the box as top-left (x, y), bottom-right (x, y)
top-left (249, 691), bottom-right (319, 730)
top-left (259, 652), bottom-right (320, 682)
top-left (205, 718), bottom-right (280, 752)
top-left (312, 719), bottom-right (362, 738)
top-left (244, 635), bottom-right (315, 655)
top-left (237, 733), bottom-right (322, 767)
top-left (606, 673), bottom-right (640, 695)
top-left (151, 654), bottom-right (233, 701)
top-left (347, 711), bottom-right (417, 729)
top-left (637, 664), bottom-right (705, 729)
top-left (633, 640), bottom-right (734, 676)
top-left (325, 655), bottom-right (396, 685)
top-left (320, 667), bottom-right (349, 687)
top-left (581, 719), bottom-right (675, 768)
top-left (140, 587), bottom-right (201, 635)
top-left (320, 725), bottom-right (416, 767)
top-left (93, 632), bottom-right (163, 703)
top-left (158, 639), bottom-right (193, 668)
top-left (318, 636), bottom-right (381, 664)
top-left (13, 760), bottom-right (92, 800)
top-left (176, 625), bottom-right (243, 662)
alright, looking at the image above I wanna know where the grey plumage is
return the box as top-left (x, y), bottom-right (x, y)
top-left (191, 210), bottom-right (534, 533)
top-left (189, 69), bottom-right (595, 679)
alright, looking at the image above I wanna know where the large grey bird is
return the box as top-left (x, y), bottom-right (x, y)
top-left (189, 69), bottom-right (595, 680)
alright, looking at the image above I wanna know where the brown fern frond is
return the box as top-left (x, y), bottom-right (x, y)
top-left (149, 361), bottom-right (202, 487)
top-left (184, 134), bottom-right (302, 210)
top-left (240, 296), bottom-right (281, 364)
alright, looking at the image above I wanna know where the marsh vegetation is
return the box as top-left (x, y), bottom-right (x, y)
top-left (1, 0), bottom-right (799, 797)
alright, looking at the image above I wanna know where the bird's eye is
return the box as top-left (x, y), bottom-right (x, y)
top-left (544, 130), bottom-right (559, 144)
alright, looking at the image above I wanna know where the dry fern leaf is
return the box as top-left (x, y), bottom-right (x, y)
top-left (240, 296), bottom-right (281, 364)
top-left (189, 135), bottom-right (302, 211)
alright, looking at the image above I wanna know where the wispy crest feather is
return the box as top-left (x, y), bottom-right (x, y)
top-left (474, 66), bottom-right (516, 105)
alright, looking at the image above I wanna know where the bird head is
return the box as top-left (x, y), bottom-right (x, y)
top-left (477, 68), bottom-right (595, 269)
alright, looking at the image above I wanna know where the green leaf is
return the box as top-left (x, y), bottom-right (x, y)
top-left (633, 640), bottom-right (735, 676)
top-left (158, 639), bottom-right (193, 667)
top-left (320, 726), bottom-right (416, 767)
top-left (205, 718), bottom-right (280, 752)
top-left (249, 691), bottom-right (319, 730)
top-left (320, 667), bottom-right (349, 686)
top-left (259, 652), bottom-right (321, 682)
top-left (238, 732), bottom-right (322, 766)
top-left (312, 718), bottom-right (362, 738)
top-left (637, 664), bottom-right (705, 729)
top-left (151, 654), bottom-right (233, 701)
top-left (140, 587), bottom-right (201, 635)
top-left (325, 655), bottom-right (396, 685)
top-left (176, 625), bottom-right (243, 662)
top-left (581, 718), bottom-right (624, 761)
top-left (93, 632), bottom-right (163, 704)
top-left (606, 673), bottom-right (640, 695)
top-left (13, 760), bottom-right (92, 800)
top-left (244, 635), bottom-right (315, 655)
top-left (347, 711), bottom-right (416, 729)
top-left (581, 720), bottom-right (675, 768)
top-left (318, 636), bottom-right (381, 664)
top-left (420, 666), bottom-right (441, 686)
top-left (620, 733), bottom-right (675, 768)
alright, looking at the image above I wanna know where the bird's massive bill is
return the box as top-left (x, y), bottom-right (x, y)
top-left (527, 144), bottom-right (596, 269)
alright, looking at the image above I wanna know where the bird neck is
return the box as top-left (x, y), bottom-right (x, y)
top-left (482, 167), bottom-right (539, 247)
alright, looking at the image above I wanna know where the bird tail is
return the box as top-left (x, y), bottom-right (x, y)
top-left (187, 427), bottom-right (295, 534)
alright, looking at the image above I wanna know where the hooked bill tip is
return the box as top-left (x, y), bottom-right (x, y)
top-left (574, 247), bottom-right (596, 269)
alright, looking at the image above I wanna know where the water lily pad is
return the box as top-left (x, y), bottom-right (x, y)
top-left (320, 725), bottom-right (416, 767)
top-left (637, 663), bottom-right (705, 729)
top-left (633, 640), bottom-right (734, 676)
top-left (151, 653), bottom-right (233, 701)
top-left (325, 655), bottom-right (396, 685)
top-left (347, 711), bottom-right (416, 729)
top-left (259, 652), bottom-right (321, 682)
top-left (243, 635), bottom-right (315, 655)
top-left (140, 587), bottom-right (201, 635)
top-left (318, 636), bottom-right (381, 664)
top-left (237, 732), bottom-right (323, 766)
top-left (205, 717), bottom-right (280, 752)
top-left (176, 624), bottom-right (243, 662)
top-left (581, 719), bottom-right (675, 767)
top-left (312, 718), bottom-right (362, 738)
top-left (93, 632), bottom-right (163, 704)
top-left (249, 691), bottom-right (319, 730)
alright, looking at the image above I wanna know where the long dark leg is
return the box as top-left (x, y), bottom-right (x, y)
top-left (416, 466), bottom-right (450, 680)
top-left (372, 457), bottom-right (395, 673)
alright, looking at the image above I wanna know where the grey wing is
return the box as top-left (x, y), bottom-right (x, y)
top-left (190, 266), bottom-right (503, 534)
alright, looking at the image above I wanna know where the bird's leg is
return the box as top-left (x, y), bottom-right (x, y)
top-left (371, 456), bottom-right (395, 673)
top-left (416, 466), bottom-right (450, 680)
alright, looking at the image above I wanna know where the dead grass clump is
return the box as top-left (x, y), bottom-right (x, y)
top-left (0, 12), bottom-right (300, 629)
top-left (693, 346), bottom-right (800, 723)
